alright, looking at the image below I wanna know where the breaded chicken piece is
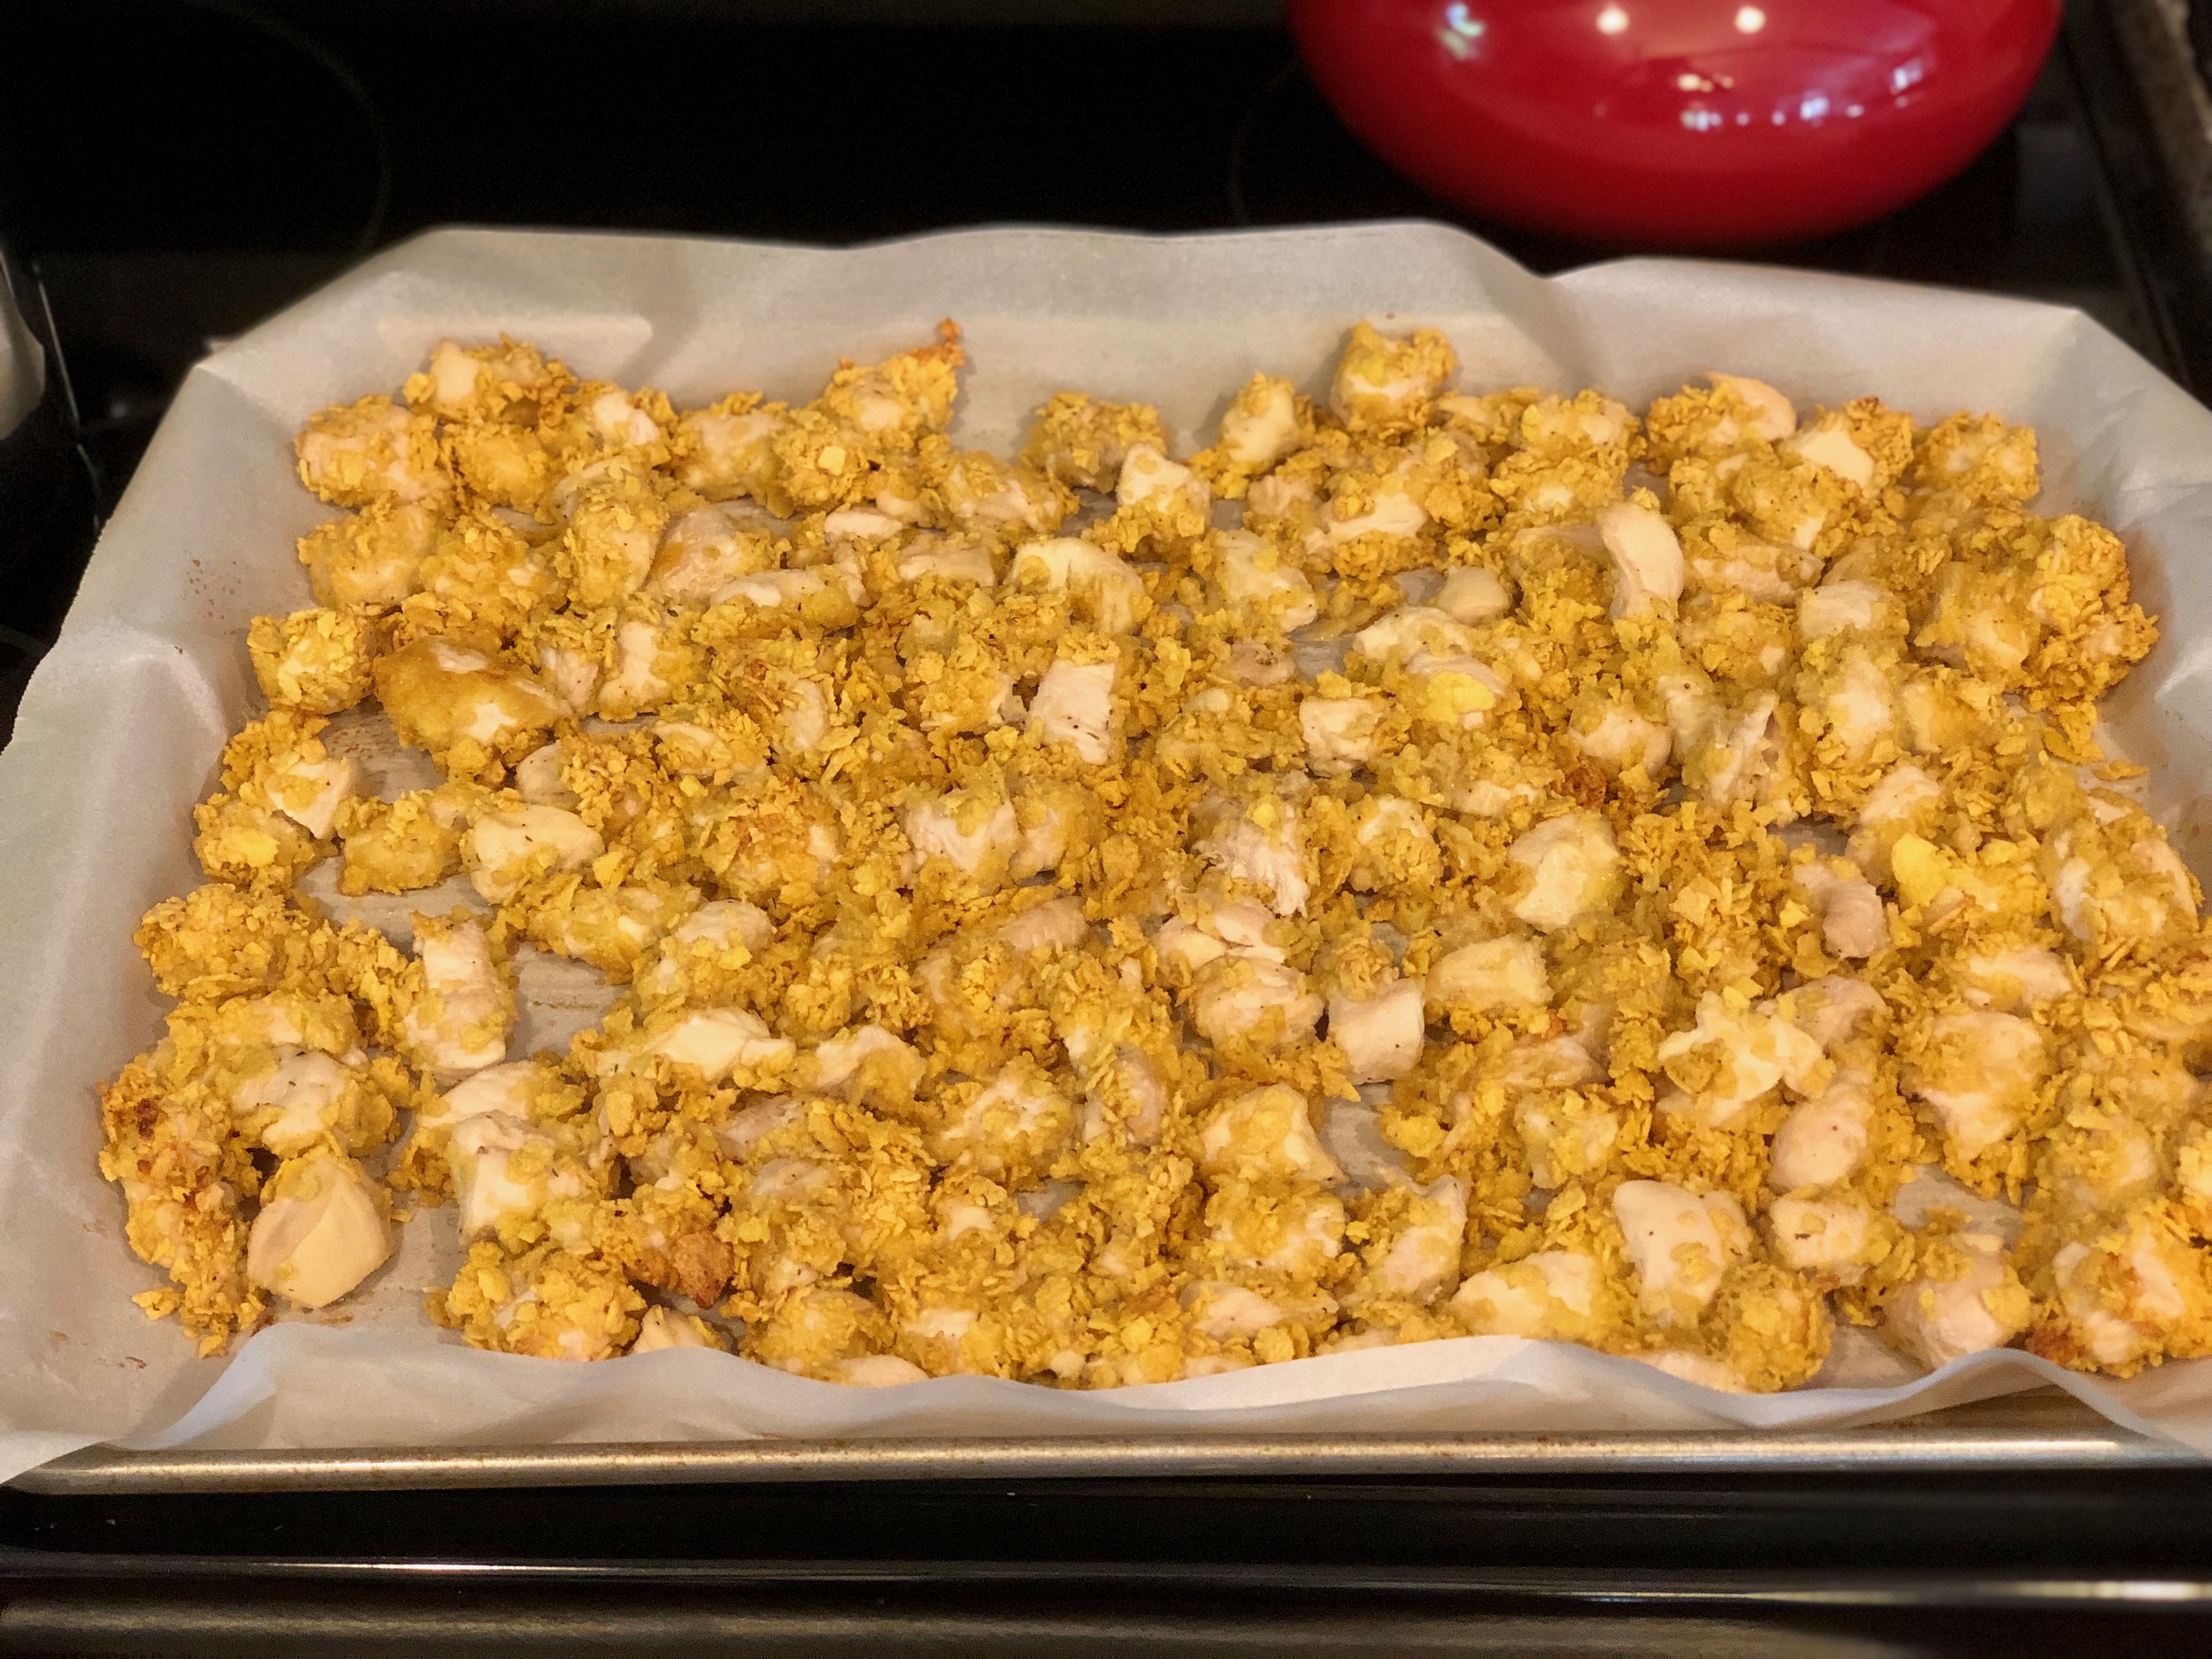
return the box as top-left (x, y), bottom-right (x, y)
top-left (99, 1049), bottom-right (266, 1352)
top-left (1020, 391), bottom-right (1167, 491)
top-left (1193, 373), bottom-right (1312, 499)
top-left (402, 508), bottom-right (561, 648)
top-left (397, 909), bottom-right (516, 1080)
top-left (249, 607), bottom-right (381, 714)
top-left (675, 391), bottom-right (788, 507)
top-left (371, 635), bottom-right (564, 778)
top-left (438, 1238), bottom-right (642, 1360)
top-left (296, 394), bottom-right (448, 507)
top-left (1330, 320), bottom-right (1457, 435)
top-left (334, 783), bottom-right (474, 895)
top-left (107, 331), bottom-right (2200, 1396)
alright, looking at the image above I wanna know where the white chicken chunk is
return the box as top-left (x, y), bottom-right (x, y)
top-left (825, 1355), bottom-right (931, 1387)
top-left (1506, 812), bottom-right (1621, 933)
top-left (1216, 374), bottom-right (1301, 470)
top-left (1784, 415), bottom-right (1876, 489)
top-left (1210, 529), bottom-right (1319, 631)
top-left (467, 804), bottom-right (606, 904)
top-left (1572, 700), bottom-right (1672, 778)
top-left (1884, 1233), bottom-right (2027, 1369)
top-left (263, 752), bottom-right (359, 840)
top-left (1371, 1176), bottom-right (1469, 1301)
top-left (1427, 934), bottom-right (1551, 1016)
top-left (639, 1008), bottom-right (797, 1083)
top-left (1352, 606), bottom-right (1475, 665)
top-left (1656, 993), bottom-right (1829, 1128)
top-left (630, 1306), bottom-right (721, 1353)
top-left (807, 1024), bottom-right (924, 1107)
top-left (1197, 791), bottom-right (1312, 917)
top-left (1798, 580), bottom-right (1892, 641)
top-left (1786, 977), bottom-right (1886, 1053)
top-left (1328, 978), bottom-right (1427, 1082)
top-left (512, 742), bottom-right (577, 809)
top-left (1300, 695), bottom-right (1385, 776)
top-left (1451, 1250), bottom-right (1598, 1339)
top-left (903, 791), bottom-right (1023, 887)
top-left (646, 504), bottom-right (779, 605)
top-left (1512, 1049), bottom-right (1618, 1189)
top-left (1767, 1195), bottom-right (1874, 1282)
top-left (1434, 565), bottom-right (1510, 624)
top-left (1597, 501), bottom-right (1684, 617)
top-left (449, 1111), bottom-right (585, 1240)
top-left (1011, 538), bottom-right (1149, 635)
top-left (1707, 372), bottom-right (1797, 442)
top-left (400, 913), bottom-right (513, 1079)
top-left (1958, 945), bottom-right (2072, 1013)
top-left (373, 636), bottom-right (564, 760)
top-left (1026, 659), bottom-right (1118, 764)
top-left (1191, 956), bottom-right (1323, 1051)
top-left (231, 1048), bottom-right (371, 1158)
top-left (2048, 1227), bottom-right (2191, 1371)
top-left (1613, 1180), bottom-right (1742, 1326)
top-left (1795, 864), bottom-right (1889, 960)
top-left (1198, 1084), bottom-right (1342, 1183)
top-left (417, 1058), bottom-right (539, 1134)
top-left (245, 1152), bottom-right (391, 1309)
top-left (1906, 1011), bottom-right (2047, 1163)
top-left (1118, 443), bottom-right (1195, 505)
top-left (1769, 1075), bottom-right (1875, 1192)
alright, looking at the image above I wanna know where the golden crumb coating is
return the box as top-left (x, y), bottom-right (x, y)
top-left (100, 323), bottom-right (2208, 1400)
top-left (249, 607), bottom-right (381, 714)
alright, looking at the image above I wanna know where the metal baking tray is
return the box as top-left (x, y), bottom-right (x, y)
top-left (9, 1388), bottom-right (2194, 1493)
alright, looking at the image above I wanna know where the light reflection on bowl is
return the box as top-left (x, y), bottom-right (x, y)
top-left (1288, 0), bottom-right (2062, 247)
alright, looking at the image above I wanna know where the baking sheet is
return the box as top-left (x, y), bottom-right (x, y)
top-left (5, 223), bottom-right (2212, 1485)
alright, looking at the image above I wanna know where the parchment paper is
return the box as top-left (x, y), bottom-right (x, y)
top-left (5, 223), bottom-right (2212, 1482)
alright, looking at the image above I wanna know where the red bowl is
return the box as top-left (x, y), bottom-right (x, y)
top-left (1286, 0), bottom-right (2062, 247)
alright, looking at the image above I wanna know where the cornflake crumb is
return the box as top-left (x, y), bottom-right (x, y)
top-left (100, 332), bottom-right (2202, 1393)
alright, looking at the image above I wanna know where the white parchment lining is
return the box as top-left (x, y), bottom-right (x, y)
top-left (5, 224), bottom-right (2212, 1480)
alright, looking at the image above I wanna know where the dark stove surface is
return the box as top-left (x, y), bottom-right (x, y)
top-left (4, 2), bottom-right (2212, 1645)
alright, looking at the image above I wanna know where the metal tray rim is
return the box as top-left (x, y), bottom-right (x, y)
top-left (13, 1424), bottom-right (2203, 1493)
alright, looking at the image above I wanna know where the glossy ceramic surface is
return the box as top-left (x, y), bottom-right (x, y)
top-left (1288, 0), bottom-right (2064, 246)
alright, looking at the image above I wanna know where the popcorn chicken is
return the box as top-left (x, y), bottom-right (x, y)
top-left (1329, 977), bottom-right (1427, 1083)
top-left (398, 910), bottom-right (515, 1079)
top-left (335, 785), bottom-right (471, 895)
top-left (1021, 391), bottom-right (1166, 490)
top-left (246, 1151), bottom-right (392, 1308)
top-left (1203, 528), bottom-right (1319, 633)
top-left (645, 503), bottom-right (782, 605)
top-left (1905, 1010), bottom-right (2049, 1170)
top-left (1598, 500), bottom-right (1684, 617)
top-left (1612, 1180), bottom-right (1745, 1328)
top-left (1009, 537), bottom-right (1151, 635)
top-left (465, 803), bottom-right (606, 903)
top-left (372, 636), bottom-right (564, 774)
top-left (1098, 443), bottom-right (1211, 557)
top-left (1330, 320), bottom-right (1455, 434)
top-left (675, 393), bottom-right (786, 504)
top-left (1506, 812), bottom-right (1621, 933)
top-left (249, 607), bottom-right (380, 714)
top-left (296, 395), bottom-right (447, 507)
top-left (558, 473), bottom-right (671, 610)
top-left (1883, 1232), bottom-right (2029, 1368)
top-left (1452, 1250), bottom-right (1610, 1342)
top-left (104, 332), bottom-right (2202, 1395)
top-left (1027, 654), bottom-right (1119, 765)
top-left (1199, 373), bottom-right (1308, 495)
